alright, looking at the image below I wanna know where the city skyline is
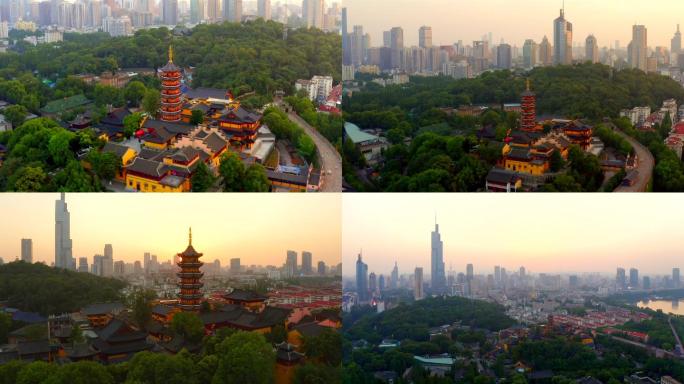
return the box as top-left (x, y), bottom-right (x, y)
top-left (0, 193), bottom-right (341, 267)
top-left (342, 194), bottom-right (684, 278)
top-left (344, 0), bottom-right (684, 48)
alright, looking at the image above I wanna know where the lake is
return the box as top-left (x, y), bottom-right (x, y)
top-left (637, 299), bottom-right (684, 315)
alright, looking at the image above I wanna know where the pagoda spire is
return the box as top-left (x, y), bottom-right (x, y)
top-left (189, 227), bottom-right (192, 245)
top-left (169, 45), bottom-right (174, 62)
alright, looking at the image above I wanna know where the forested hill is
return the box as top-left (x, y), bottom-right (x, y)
top-left (345, 296), bottom-right (516, 343)
top-left (0, 261), bottom-right (126, 315)
top-left (345, 63), bottom-right (684, 130)
top-left (0, 20), bottom-right (341, 97)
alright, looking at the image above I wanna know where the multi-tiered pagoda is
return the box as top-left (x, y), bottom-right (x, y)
top-left (160, 46), bottom-right (182, 122)
top-left (520, 79), bottom-right (537, 132)
top-left (177, 227), bottom-right (204, 312)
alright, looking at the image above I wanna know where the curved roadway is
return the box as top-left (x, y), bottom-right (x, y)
top-left (285, 111), bottom-right (342, 193)
top-left (613, 129), bottom-right (654, 192)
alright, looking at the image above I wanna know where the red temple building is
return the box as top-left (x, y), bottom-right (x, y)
top-left (160, 46), bottom-right (182, 122)
top-left (177, 227), bottom-right (204, 312)
top-left (521, 79), bottom-right (537, 132)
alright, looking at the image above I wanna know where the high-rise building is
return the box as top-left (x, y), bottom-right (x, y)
top-left (569, 275), bottom-right (579, 288)
top-left (222, 0), bottom-right (242, 22)
top-left (494, 265), bottom-right (501, 285)
top-left (629, 268), bottom-right (639, 287)
top-left (391, 262), bottom-right (399, 289)
top-left (92, 255), bottom-right (104, 276)
top-left (643, 276), bottom-right (651, 290)
top-left (628, 25), bottom-right (648, 72)
top-left (539, 35), bottom-right (553, 66)
top-left (143, 252), bottom-right (150, 273)
top-left (672, 24), bottom-right (681, 57)
top-left (414, 267), bottom-right (424, 300)
top-left (317, 261), bottom-right (326, 275)
top-left (522, 39), bottom-right (538, 69)
top-left (103, 244), bottom-right (113, 277)
top-left (230, 258), bottom-right (240, 274)
top-left (206, 0), bottom-right (219, 22)
top-left (356, 253), bottom-right (368, 302)
top-left (674, 268), bottom-right (681, 288)
top-left (257, 0), bottom-right (270, 20)
top-left (350, 25), bottom-right (365, 67)
top-left (617, 267), bottom-right (626, 289)
top-left (55, 193), bottom-right (74, 270)
top-left (161, 0), bottom-right (177, 25)
top-left (189, 0), bottom-right (204, 23)
top-left (430, 220), bottom-right (445, 291)
top-left (519, 266), bottom-right (526, 278)
top-left (369, 272), bottom-right (377, 296)
top-left (302, 0), bottom-right (323, 29)
top-left (553, 6), bottom-right (572, 65)
top-left (497, 43), bottom-right (512, 69)
top-left (418, 25), bottom-right (432, 49)
top-left (585, 34), bottom-right (598, 63)
top-left (390, 27), bottom-right (404, 69)
top-left (466, 263), bottom-right (474, 281)
top-left (176, 228), bottom-right (204, 312)
top-left (301, 251), bottom-right (312, 275)
top-left (341, 7), bottom-right (350, 65)
top-left (285, 250), bottom-right (297, 277)
top-left (21, 238), bottom-right (32, 263)
top-left (78, 257), bottom-right (88, 273)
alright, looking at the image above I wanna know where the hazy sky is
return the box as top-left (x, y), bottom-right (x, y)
top-left (342, 194), bottom-right (684, 278)
top-left (344, 0), bottom-right (684, 48)
top-left (1, 194), bottom-right (341, 267)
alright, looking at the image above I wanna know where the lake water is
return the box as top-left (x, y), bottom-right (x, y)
top-left (637, 299), bottom-right (684, 315)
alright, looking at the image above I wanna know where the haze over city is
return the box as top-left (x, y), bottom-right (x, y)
top-left (342, 194), bottom-right (684, 278)
top-left (343, 0), bottom-right (684, 48)
top-left (1, 193), bottom-right (341, 266)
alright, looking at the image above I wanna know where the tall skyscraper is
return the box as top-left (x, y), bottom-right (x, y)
top-left (92, 255), bottom-right (104, 276)
top-left (356, 253), bottom-right (368, 302)
top-left (190, 0), bottom-right (204, 23)
top-left (162, 0), bottom-right (177, 25)
top-left (430, 220), bottom-right (445, 291)
top-left (342, 7), bottom-right (350, 65)
top-left (301, 251), bottom-right (312, 275)
top-left (539, 35), bottom-right (553, 66)
top-left (230, 258), bottom-right (240, 274)
top-left (143, 252), bottom-right (150, 273)
top-left (302, 0), bottom-right (323, 29)
top-left (390, 27), bottom-right (404, 69)
top-left (285, 250), bottom-right (297, 277)
top-left (78, 257), bottom-right (88, 273)
top-left (522, 39), bottom-right (538, 69)
top-left (497, 43), bottom-right (512, 69)
top-left (369, 272), bottom-right (377, 296)
top-left (616, 267), bottom-right (626, 289)
top-left (317, 261), bottom-right (326, 275)
top-left (494, 265), bottom-right (501, 285)
top-left (553, 6), bottom-right (572, 65)
top-left (222, 0), bottom-right (242, 22)
top-left (257, 0), bottom-right (270, 20)
top-left (414, 267), bottom-right (424, 300)
top-left (466, 263), bottom-right (474, 281)
top-left (672, 24), bottom-right (681, 57)
top-left (21, 238), bottom-right (32, 263)
top-left (629, 268), bottom-right (639, 287)
top-left (206, 0), bottom-right (220, 22)
top-left (391, 262), bottom-right (399, 289)
top-left (585, 34), bottom-right (598, 63)
top-left (55, 193), bottom-right (73, 270)
top-left (674, 268), bottom-right (681, 288)
top-left (103, 244), bottom-right (113, 277)
top-left (628, 25), bottom-right (648, 72)
top-left (418, 25), bottom-right (432, 49)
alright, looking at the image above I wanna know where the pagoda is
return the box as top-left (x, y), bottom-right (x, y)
top-left (176, 227), bottom-right (204, 312)
top-left (160, 46), bottom-right (182, 122)
top-left (520, 79), bottom-right (537, 132)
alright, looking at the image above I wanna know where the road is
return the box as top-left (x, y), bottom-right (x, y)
top-left (285, 111), bottom-right (342, 193)
top-left (613, 129), bottom-right (655, 192)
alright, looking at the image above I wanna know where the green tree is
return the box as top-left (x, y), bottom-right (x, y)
top-left (124, 80), bottom-right (147, 107)
top-left (88, 151), bottom-right (120, 181)
top-left (10, 166), bottom-right (46, 192)
top-left (16, 361), bottom-right (56, 384)
top-left (190, 109), bottom-right (205, 125)
top-left (297, 135), bottom-right (316, 163)
top-left (191, 161), bottom-right (216, 192)
top-left (54, 361), bottom-right (115, 384)
top-left (93, 84), bottom-right (124, 107)
top-left (171, 312), bottom-right (205, 343)
top-left (0, 312), bottom-right (11, 343)
top-left (142, 89), bottom-right (161, 116)
top-left (212, 331), bottom-right (275, 384)
top-left (243, 164), bottom-right (270, 192)
top-left (47, 130), bottom-right (76, 167)
top-left (303, 328), bottom-right (342, 366)
top-left (2, 104), bottom-right (28, 128)
top-left (266, 325), bottom-right (287, 344)
top-left (123, 112), bottom-right (143, 138)
top-left (293, 364), bottom-right (341, 384)
top-left (219, 151), bottom-right (245, 192)
top-left (70, 324), bottom-right (85, 346)
top-left (550, 150), bottom-right (564, 172)
top-left (0, 361), bottom-right (26, 384)
top-left (129, 289), bottom-right (156, 331)
top-left (52, 160), bottom-right (99, 191)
